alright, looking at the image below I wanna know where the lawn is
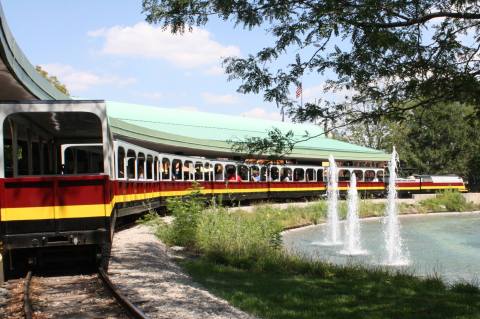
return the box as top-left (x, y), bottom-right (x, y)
top-left (183, 258), bottom-right (480, 319)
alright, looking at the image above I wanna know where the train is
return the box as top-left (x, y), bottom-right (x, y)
top-left (0, 100), bottom-right (466, 277)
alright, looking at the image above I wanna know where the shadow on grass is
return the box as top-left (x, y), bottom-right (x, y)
top-left (182, 259), bottom-right (480, 319)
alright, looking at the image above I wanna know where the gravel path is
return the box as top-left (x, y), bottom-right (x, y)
top-left (108, 225), bottom-right (254, 319)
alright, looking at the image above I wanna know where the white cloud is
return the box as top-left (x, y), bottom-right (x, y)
top-left (203, 65), bottom-right (224, 76)
top-left (240, 107), bottom-right (283, 121)
top-left (134, 91), bottom-right (163, 101)
top-left (88, 22), bottom-right (241, 69)
top-left (201, 92), bottom-right (239, 105)
top-left (41, 63), bottom-right (136, 92)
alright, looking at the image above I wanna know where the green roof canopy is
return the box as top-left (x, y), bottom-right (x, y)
top-left (107, 101), bottom-right (389, 161)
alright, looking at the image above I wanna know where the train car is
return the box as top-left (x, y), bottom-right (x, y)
top-left (395, 175), bottom-right (467, 197)
top-left (0, 100), bottom-right (467, 278)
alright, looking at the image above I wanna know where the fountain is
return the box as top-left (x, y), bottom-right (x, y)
top-left (339, 173), bottom-right (367, 255)
top-left (324, 155), bottom-right (341, 245)
top-left (383, 147), bottom-right (409, 265)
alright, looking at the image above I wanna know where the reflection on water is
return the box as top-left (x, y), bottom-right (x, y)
top-left (282, 213), bottom-right (480, 284)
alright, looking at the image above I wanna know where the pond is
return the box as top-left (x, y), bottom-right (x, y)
top-left (282, 213), bottom-right (480, 284)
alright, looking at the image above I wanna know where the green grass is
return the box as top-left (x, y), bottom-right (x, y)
top-left (182, 258), bottom-right (480, 319)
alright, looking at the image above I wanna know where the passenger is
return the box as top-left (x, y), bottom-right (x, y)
top-left (215, 166), bottom-right (224, 181)
top-left (173, 162), bottom-right (182, 180)
top-left (138, 166), bottom-right (145, 179)
top-left (227, 167), bottom-right (241, 182)
top-left (282, 171), bottom-right (292, 182)
top-left (251, 171), bottom-right (260, 182)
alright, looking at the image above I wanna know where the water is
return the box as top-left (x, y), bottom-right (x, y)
top-left (339, 174), bottom-right (366, 255)
top-left (283, 213), bottom-right (480, 284)
top-left (320, 155), bottom-right (341, 245)
top-left (384, 147), bottom-right (409, 265)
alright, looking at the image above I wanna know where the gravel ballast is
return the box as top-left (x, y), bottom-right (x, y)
top-left (108, 225), bottom-right (254, 319)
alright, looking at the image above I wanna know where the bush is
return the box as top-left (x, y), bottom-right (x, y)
top-left (419, 190), bottom-right (471, 212)
top-left (164, 183), bottom-right (205, 248)
top-left (196, 207), bottom-right (283, 267)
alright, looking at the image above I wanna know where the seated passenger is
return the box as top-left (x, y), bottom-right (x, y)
top-left (251, 171), bottom-right (260, 182)
top-left (282, 171), bottom-right (292, 182)
top-left (172, 162), bottom-right (182, 180)
top-left (227, 168), bottom-right (241, 182)
top-left (215, 166), bottom-right (224, 181)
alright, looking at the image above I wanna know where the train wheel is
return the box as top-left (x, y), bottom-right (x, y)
top-left (97, 242), bottom-right (112, 271)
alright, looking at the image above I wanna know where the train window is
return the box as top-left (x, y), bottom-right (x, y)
top-left (172, 159), bottom-right (182, 180)
top-left (280, 167), bottom-right (292, 182)
top-left (377, 170), bottom-right (384, 182)
top-left (338, 169), bottom-right (351, 181)
top-left (306, 168), bottom-right (316, 182)
top-left (250, 165), bottom-right (260, 182)
top-left (270, 167), bottom-right (280, 182)
top-left (214, 164), bottom-right (224, 181)
top-left (117, 147), bottom-right (125, 179)
top-left (238, 165), bottom-right (249, 181)
top-left (138, 152), bottom-right (145, 180)
top-left (354, 170), bottom-right (363, 181)
top-left (225, 164), bottom-right (239, 181)
top-left (3, 112), bottom-right (103, 177)
top-left (146, 155), bottom-right (153, 180)
top-left (184, 160), bottom-right (194, 180)
top-left (293, 168), bottom-right (305, 182)
top-left (162, 158), bottom-right (171, 180)
top-left (317, 169), bottom-right (324, 182)
top-left (154, 157), bottom-right (159, 181)
top-left (195, 162), bottom-right (204, 181)
top-left (204, 162), bottom-right (212, 181)
top-left (127, 149), bottom-right (136, 179)
top-left (260, 167), bottom-right (268, 182)
top-left (365, 170), bottom-right (376, 182)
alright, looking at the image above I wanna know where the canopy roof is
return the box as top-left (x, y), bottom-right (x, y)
top-left (107, 101), bottom-right (389, 161)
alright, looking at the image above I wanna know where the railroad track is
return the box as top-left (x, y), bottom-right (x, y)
top-left (4, 268), bottom-right (148, 319)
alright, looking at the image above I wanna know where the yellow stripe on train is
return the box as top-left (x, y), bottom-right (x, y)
top-left (1, 204), bottom-right (107, 221)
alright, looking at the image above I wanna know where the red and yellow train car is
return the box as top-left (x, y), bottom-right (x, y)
top-left (0, 101), bottom-right (466, 278)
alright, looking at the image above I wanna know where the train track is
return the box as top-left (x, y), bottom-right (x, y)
top-left (3, 268), bottom-right (148, 319)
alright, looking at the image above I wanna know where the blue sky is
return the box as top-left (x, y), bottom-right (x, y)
top-left (2, 0), bottom-right (336, 121)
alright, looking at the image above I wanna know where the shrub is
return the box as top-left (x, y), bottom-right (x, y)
top-left (419, 190), bottom-right (471, 212)
top-left (164, 183), bottom-right (205, 248)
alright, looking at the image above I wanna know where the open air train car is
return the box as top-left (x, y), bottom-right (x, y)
top-left (0, 101), bottom-right (466, 276)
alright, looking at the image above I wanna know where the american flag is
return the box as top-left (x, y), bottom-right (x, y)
top-left (295, 84), bottom-right (302, 98)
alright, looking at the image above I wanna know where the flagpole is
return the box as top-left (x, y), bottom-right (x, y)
top-left (301, 84), bottom-right (303, 108)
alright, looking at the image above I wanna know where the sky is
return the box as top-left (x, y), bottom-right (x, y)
top-left (1, 0), bottom-right (336, 122)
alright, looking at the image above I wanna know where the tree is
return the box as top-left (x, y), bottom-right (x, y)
top-left (142, 0), bottom-right (480, 130)
top-left (393, 102), bottom-right (480, 183)
top-left (35, 66), bottom-right (69, 96)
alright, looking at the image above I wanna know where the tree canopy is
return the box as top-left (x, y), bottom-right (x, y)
top-left (142, 0), bottom-right (480, 128)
